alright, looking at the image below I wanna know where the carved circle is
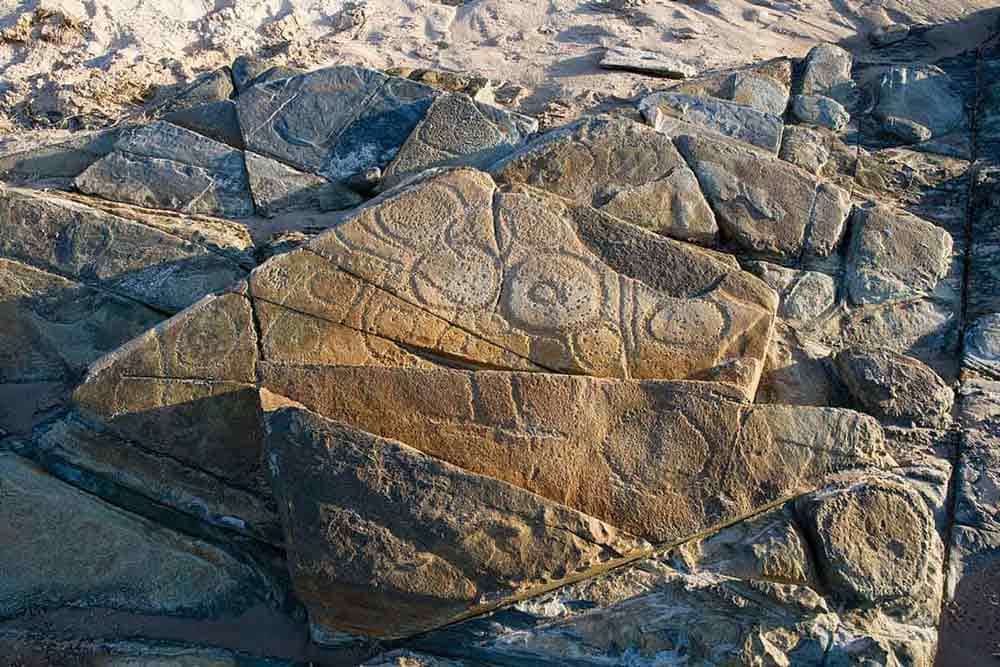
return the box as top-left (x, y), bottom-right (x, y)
top-left (505, 254), bottom-right (602, 332)
top-left (411, 245), bottom-right (501, 312)
top-left (645, 299), bottom-right (725, 348)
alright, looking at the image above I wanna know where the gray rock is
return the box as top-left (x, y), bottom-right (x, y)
top-left (382, 92), bottom-right (537, 189)
top-left (245, 151), bottom-right (363, 217)
top-left (880, 115), bottom-right (933, 144)
top-left (675, 133), bottom-right (849, 258)
top-left (833, 347), bottom-right (954, 427)
top-left (965, 313), bottom-right (1000, 380)
top-left (599, 45), bottom-right (696, 79)
top-left (0, 186), bottom-right (246, 313)
top-left (799, 43), bottom-right (857, 106)
top-left (796, 475), bottom-right (942, 616)
top-left (75, 121), bottom-right (254, 218)
top-left (0, 127), bottom-right (123, 184)
top-left (757, 323), bottom-right (841, 407)
top-left (954, 428), bottom-right (1000, 534)
top-left (845, 204), bottom-right (953, 305)
top-left (747, 261), bottom-right (837, 327)
top-left (729, 71), bottom-right (789, 116)
top-left (492, 115), bottom-right (719, 244)
top-left (162, 99), bottom-right (245, 150)
top-left (779, 125), bottom-right (831, 174)
top-left (161, 67), bottom-right (233, 111)
top-left (791, 94), bottom-right (850, 131)
top-left (236, 66), bottom-right (439, 181)
top-left (639, 91), bottom-right (784, 153)
top-left (0, 453), bottom-right (264, 619)
top-left (875, 65), bottom-right (965, 138)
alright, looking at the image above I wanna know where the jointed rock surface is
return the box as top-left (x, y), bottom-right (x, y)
top-left (1, 22), bottom-right (999, 665)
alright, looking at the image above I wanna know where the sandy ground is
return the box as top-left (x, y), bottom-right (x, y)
top-left (0, 0), bottom-right (996, 153)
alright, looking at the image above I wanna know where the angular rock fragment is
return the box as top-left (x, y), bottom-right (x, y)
top-left (880, 115), bottom-right (932, 144)
top-left (833, 347), bottom-right (954, 427)
top-left (0, 453), bottom-right (262, 619)
top-left (245, 151), bottom-right (363, 216)
top-left (640, 91), bottom-right (784, 152)
top-left (599, 46), bottom-right (695, 79)
top-left (162, 99), bottom-right (245, 150)
top-left (729, 70), bottom-right (789, 116)
top-left (675, 133), bottom-right (850, 258)
top-left (382, 92), bottom-right (537, 188)
top-left (0, 127), bottom-right (123, 183)
top-left (845, 204), bottom-right (953, 305)
top-left (263, 403), bottom-right (650, 640)
top-left (799, 43), bottom-right (856, 106)
top-left (757, 323), bottom-right (841, 407)
top-left (791, 94), bottom-right (850, 131)
top-left (236, 66), bottom-right (438, 181)
top-left (261, 363), bottom-right (890, 544)
top-left (746, 261), bottom-right (836, 327)
top-left (75, 121), bottom-right (254, 218)
top-left (779, 125), bottom-right (831, 174)
top-left (0, 186), bottom-right (246, 313)
top-left (492, 115), bottom-right (718, 244)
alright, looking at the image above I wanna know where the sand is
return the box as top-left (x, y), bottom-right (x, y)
top-left (1, 0), bottom-right (996, 154)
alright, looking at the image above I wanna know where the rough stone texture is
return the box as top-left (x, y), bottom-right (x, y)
top-left (382, 92), bottom-right (537, 188)
top-left (639, 91), bottom-right (784, 153)
top-left (779, 125), bottom-right (831, 175)
top-left (0, 453), bottom-right (262, 619)
top-left (307, 168), bottom-right (775, 396)
top-left (675, 133), bottom-right (850, 259)
top-left (845, 204), bottom-right (953, 306)
top-left (260, 363), bottom-right (889, 544)
top-left (797, 474), bottom-right (943, 623)
top-left (799, 43), bottom-right (856, 105)
top-left (746, 261), bottom-right (836, 328)
top-left (245, 151), bottom-right (363, 217)
top-left (880, 115), bottom-right (933, 144)
top-left (965, 313), bottom-right (1000, 380)
top-left (757, 323), bottom-right (841, 407)
top-left (75, 121), bottom-right (255, 218)
top-left (0, 186), bottom-right (247, 313)
top-left (598, 46), bottom-right (695, 79)
top-left (492, 116), bottom-right (719, 244)
top-left (236, 66), bottom-right (438, 181)
top-left (729, 70), bottom-right (789, 117)
top-left (0, 127), bottom-right (123, 184)
top-left (875, 65), bottom-right (966, 139)
top-left (264, 403), bottom-right (650, 641)
top-left (833, 348), bottom-right (954, 428)
top-left (162, 99), bottom-right (246, 150)
top-left (968, 164), bottom-right (1000, 320)
top-left (790, 94), bottom-right (850, 131)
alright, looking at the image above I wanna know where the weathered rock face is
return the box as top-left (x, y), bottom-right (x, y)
top-left (833, 348), bottom-right (954, 428)
top-left (598, 46), bottom-right (696, 79)
top-left (260, 364), bottom-right (889, 544)
top-left (640, 91), bottom-right (784, 153)
top-left (875, 65), bottom-right (966, 139)
top-left (845, 204), bottom-right (953, 306)
top-left (676, 133), bottom-right (851, 259)
top-left (799, 43), bottom-right (855, 105)
top-left (75, 121), bottom-right (255, 218)
top-left (264, 403), bottom-right (650, 640)
top-left (492, 116), bottom-right (719, 244)
top-left (236, 66), bottom-right (438, 182)
top-left (0, 453), bottom-right (262, 619)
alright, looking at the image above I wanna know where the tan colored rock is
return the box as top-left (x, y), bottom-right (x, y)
top-left (260, 363), bottom-right (889, 544)
top-left (492, 116), bottom-right (719, 245)
top-left (309, 168), bottom-right (774, 396)
top-left (264, 404), bottom-right (650, 640)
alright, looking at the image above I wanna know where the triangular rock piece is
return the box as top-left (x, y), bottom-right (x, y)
top-left (263, 400), bottom-right (651, 641)
top-left (236, 66), bottom-right (439, 181)
top-left (75, 121), bottom-right (255, 218)
top-left (260, 364), bottom-right (892, 544)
